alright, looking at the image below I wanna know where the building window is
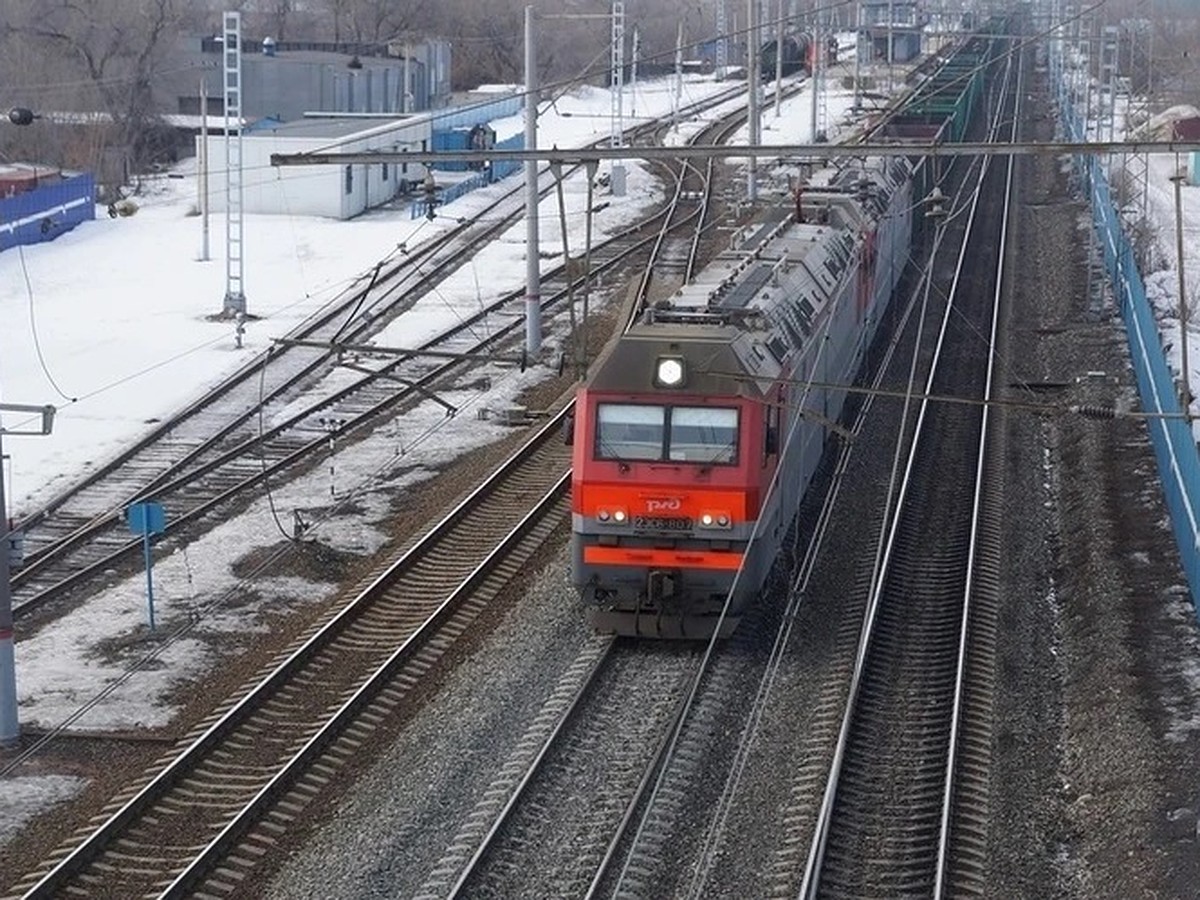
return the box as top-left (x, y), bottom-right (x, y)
top-left (382, 162), bottom-right (389, 181)
top-left (344, 165), bottom-right (353, 195)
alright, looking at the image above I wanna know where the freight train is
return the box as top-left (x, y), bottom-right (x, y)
top-left (570, 157), bottom-right (914, 637)
top-left (759, 33), bottom-right (838, 79)
top-left (760, 34), bottom-right (810, 77)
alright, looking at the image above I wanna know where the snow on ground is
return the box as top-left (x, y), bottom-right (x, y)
top-left (1133, 152), bottom-right (1200, 429)
top-left (1072, 68), bottom-right (1200, 437)
top-left (0, 70), bottom-right (865, 841)
top-left (0, 776), bottom-right (84, 845)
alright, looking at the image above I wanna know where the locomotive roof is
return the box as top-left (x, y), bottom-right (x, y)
top-left (585, 157), bottom-right (910, 399)
top-left (584, 328), bottom-right (769, 398)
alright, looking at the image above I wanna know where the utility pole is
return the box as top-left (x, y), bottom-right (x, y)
top-left (673, 21), bottom-right (684, 129)
top-left (810, 2), bottom-right (820, 141)
top-left (1173, 162), bottom-right (1192, 417)
top-left (199, 78), bottom-right (210, 262)
top-left (775, 0), bottom-right (785, 117)
top-left (631, 26), bottom-right (639, 118)
top-left (747, 0), bottom-right (760, 201)
top-left (0, 404), bottom-right (56, 745)
top-left (887, 0), bottom-right (894, 92)
top-left (853, 0), bottom-right (862, 111)
top-left (403, 46), bottom-right (412, 113)
top-left (0, 106), bottom-right (42, 746)
top-left (716, 0), bottom-right (728, 81)
top-left (583, 159), bottom-right (599, 377)
top-left (524, 5), bottom-right (541, 355)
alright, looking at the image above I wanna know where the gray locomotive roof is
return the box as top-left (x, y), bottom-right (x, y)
top-left (585, 157), bottom-right (910, 398)
top-left (586, 328), bottom-right (771, 399)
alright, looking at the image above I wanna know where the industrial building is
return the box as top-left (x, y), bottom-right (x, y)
top-left (160, 34), bottom-right (453, 122)
top-left (197, 93), bottom-right (523, 220)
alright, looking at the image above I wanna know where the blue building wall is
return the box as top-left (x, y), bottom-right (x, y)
top-left (411, 133), bottom-right (524, 220)
top-left (0, 174), bottom-right (96, 253)
top-left (410, 94), bottom-right (527, 216)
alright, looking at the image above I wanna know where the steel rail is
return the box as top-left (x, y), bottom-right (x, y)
top-left (438, 95), bottom-right (764, 897)
top-left (798, 41), bottom-right (1019, 900)
top-left (444, 635), bottom-right (618, 900)
top-left (9, 83), bottom-right (751, 600)
top-left (19, 409), bottom-right (575, 898)
top-left (270, 137), bottom-right (1200, 167)
top-left (932, 35), bottom-right (1022, 900)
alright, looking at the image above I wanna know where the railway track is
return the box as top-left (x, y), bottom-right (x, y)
top-left (511, 32), bottom-right (1022, 900)
top-left (8, 410), bottom-right (574, 898)
top-left (431, 638), bottom-right (702, 899)
top-left (418, 100), bottom-right (784, 898)
top-left (3, 79), bottom-right (789, 896)
top-left (383, 51), bottom-right (1011, 900)
top-left (8, 85), bottom-right (758, 623)
top-left (798, 40), bottom-right (1020, 900)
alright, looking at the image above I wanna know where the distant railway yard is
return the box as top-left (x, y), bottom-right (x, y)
top-left (3, 13), bottom-right (1200, 900)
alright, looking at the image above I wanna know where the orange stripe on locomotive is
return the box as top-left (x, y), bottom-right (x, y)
top-left (581, 545), bottom-right (744, 571)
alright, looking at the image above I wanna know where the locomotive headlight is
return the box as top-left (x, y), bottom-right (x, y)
top-left (598, 510), bottom-right (611, 522)
top-left (700, 513), bottom-right (715, 527)
top-left (699, 511), bottom-right (732, 529)
top-left (612, 509), bottom-right (628, 523)
top-left (654, 356), bottom-right (685, 388)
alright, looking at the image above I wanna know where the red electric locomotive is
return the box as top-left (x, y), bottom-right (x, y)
top-left (570, 157), bottom-right (913, 637)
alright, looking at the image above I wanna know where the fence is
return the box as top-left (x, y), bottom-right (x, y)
top-left (1050, 45), bottom-right (1200, 611)
top-left (0, 174), bottom-right (96, 252)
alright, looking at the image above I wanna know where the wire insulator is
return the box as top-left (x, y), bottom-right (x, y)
top-left (1070, 404), bottom-right (1117, 420)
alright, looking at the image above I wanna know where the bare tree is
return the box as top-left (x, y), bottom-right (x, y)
top-left (3, 0), bottom-right (185, 180)
top-left (345, 0), bottom-right (434, 45)
top-left (439, 0), bottom-right (527, 87)
top-left (263, 0), bottom-right (296, 43)
top-left (319, 0), bottom-right (354, 43)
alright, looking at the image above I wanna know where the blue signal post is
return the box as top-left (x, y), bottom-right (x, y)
top-left (125, 502), bottom-right (167, 631)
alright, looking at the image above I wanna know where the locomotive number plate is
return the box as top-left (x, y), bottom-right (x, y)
top-left (633, 515), bottom-right (692, 531)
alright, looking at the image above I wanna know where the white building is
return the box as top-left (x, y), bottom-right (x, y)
top-left (198, 114), bottom-right (433, 219)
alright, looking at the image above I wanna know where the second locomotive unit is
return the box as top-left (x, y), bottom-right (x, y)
top-left (570, 157), bottom-right (914, 637)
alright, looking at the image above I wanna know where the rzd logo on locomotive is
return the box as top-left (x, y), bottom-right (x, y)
top-left (645, 497), bottom-right (682, 513)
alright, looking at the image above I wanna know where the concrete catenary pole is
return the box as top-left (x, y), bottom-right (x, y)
top-left (748, 0), bottom-right (760, 201)
top-left (775, 0), bottom-right (784, 116)
top-left (853, 1), bottom-right (862, 111)
top-left (524, 5), bottom-right (542, 355)
top-left (1173, 162), bottom-right (1191, 416)
top-left (0, 403), bottom-right (55, 745)
top-left (200, 78), bottom-right (210, 262)
top-left (0, 428), bottom-right (16, 744)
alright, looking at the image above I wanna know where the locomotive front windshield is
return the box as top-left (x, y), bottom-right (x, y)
top-left (595, 403), bottom-right (738, 464)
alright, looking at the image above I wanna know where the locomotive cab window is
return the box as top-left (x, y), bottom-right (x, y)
top-left (596, 404), bottom-right (666, 461)
top-left (669, 407), bottom-right (737, 463)
top-left (595, 403), bottom-right (738, 465)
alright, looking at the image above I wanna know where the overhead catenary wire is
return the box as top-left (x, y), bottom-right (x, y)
top-left (0, 10), bottom-right (1132, 440)
top-left (705, 368), bottom-right (1152, 421)
top-left (15, 242), bottom-right (76, 403)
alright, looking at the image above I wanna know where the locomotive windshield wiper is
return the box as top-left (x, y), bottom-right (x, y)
top-left (596, 436), bottom-right (635, 463)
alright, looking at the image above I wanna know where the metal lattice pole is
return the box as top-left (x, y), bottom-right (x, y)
top-left (222, 11), bottom-right (247, 316)
top-left (716, 0), bottom-right (729, 80)
top-left (610, 0), bottom-right (626, 195)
